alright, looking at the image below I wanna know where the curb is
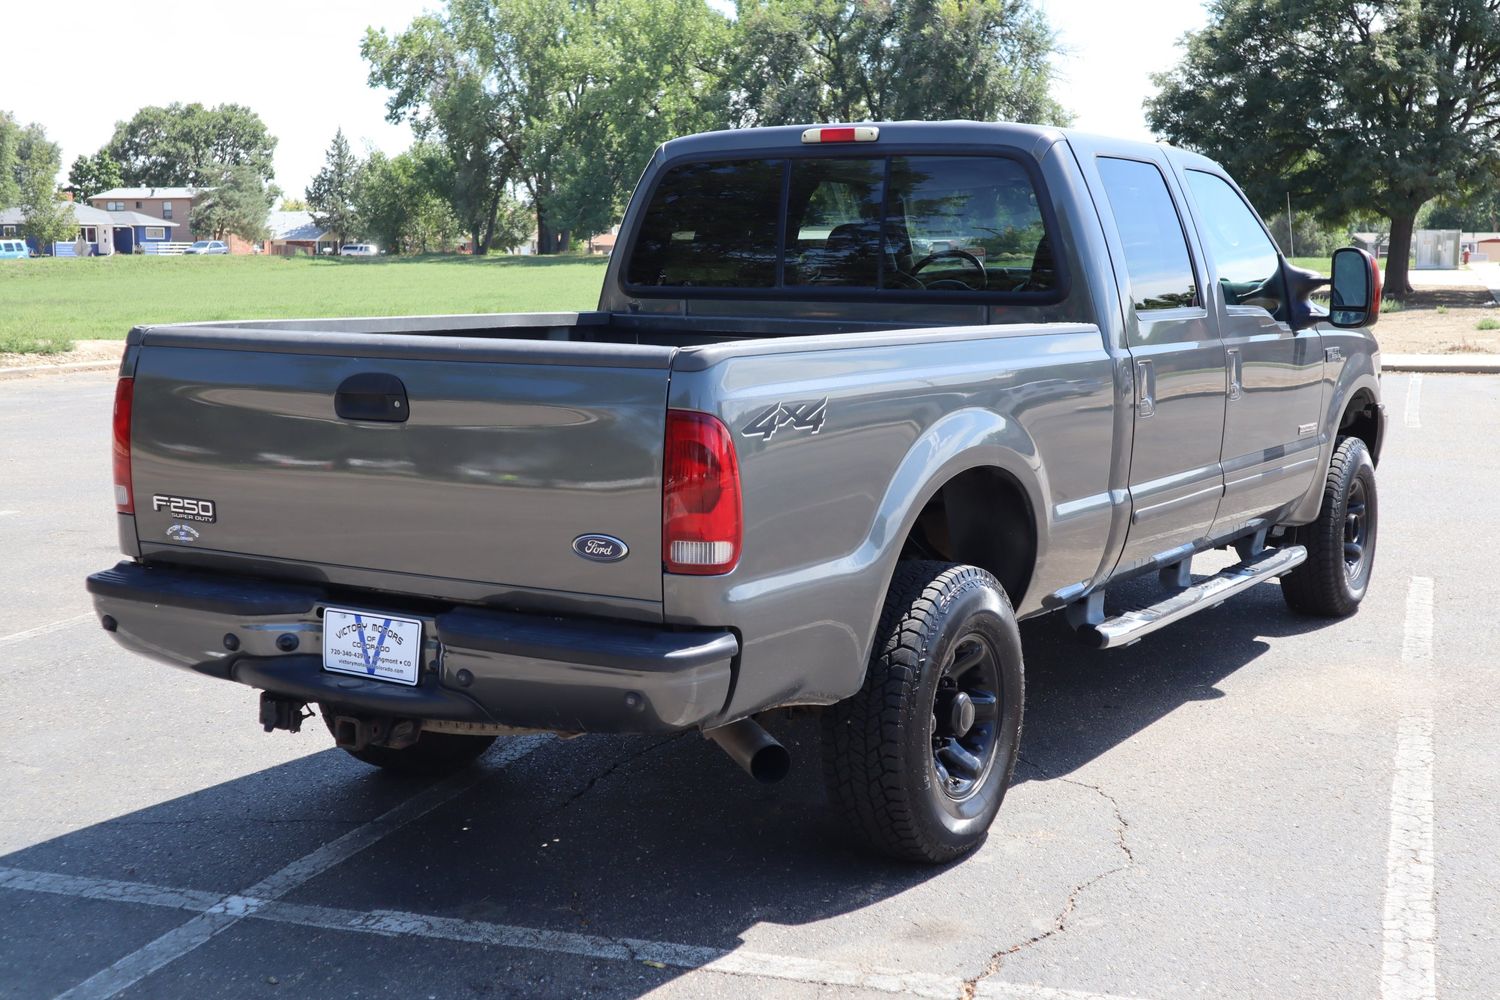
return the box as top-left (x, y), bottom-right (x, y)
top-left (1382, 354), bottom-right (1500, 374)
top-left (0, 361), bottom-right (118, 381)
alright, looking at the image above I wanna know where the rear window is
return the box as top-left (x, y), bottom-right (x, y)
top-left (625, 154), bottom-right (1059, 298)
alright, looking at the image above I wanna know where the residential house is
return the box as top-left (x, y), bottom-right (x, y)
top-left (0, 202), bottom-right (178, 255)
top-left (265, 211), bottom-right (337, 256)
top-left (90, 186), bottom-right (201, 242)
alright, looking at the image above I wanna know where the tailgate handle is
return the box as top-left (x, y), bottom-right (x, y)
top-left (335, 373), bottom-right (410, 423)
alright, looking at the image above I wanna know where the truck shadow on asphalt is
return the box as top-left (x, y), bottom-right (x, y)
top-left (1, 580), bottom-right (1344, 997)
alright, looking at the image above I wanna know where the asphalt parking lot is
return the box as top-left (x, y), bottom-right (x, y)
top-left (1, 369), bottom-right (1495, 1000)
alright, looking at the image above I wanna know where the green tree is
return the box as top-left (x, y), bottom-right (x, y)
top-left (489, 194), bottom-right (533, 252)
top-left (0, 110), bottom-right (20, 209)
top-left (354, 145), bottom-right (463, 254)
top-left (279, 196), bottom-right (307, 211)
top-left (190, 164), bottom-right (276, 241)
top-left (104, 103), bottom-right (277, 187)
top-left (306, 128), bottom-right (361, 246)
top-left (1147, 0), bottom-right (1500, 298)
top-left (14, 123), bottom-right (73, 249)
top-left (729, 0), bottom-right (1070, 127)
top-left (67, 150), bottom-right (123, 201)
top-left (364, 0), bottom-right (729, 254)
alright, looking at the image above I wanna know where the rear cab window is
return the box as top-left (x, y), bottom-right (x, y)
top-left (624, 153), bottom-right (1063, 300)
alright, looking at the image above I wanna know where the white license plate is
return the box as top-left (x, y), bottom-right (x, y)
top-left (322, 608), bottom-right (423, 686)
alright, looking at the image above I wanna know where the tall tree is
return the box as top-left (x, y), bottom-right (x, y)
top-left (306, 129), bottom-right (361, 246)
top-left (1147, 0), bottom-right (1500, 299)
top-left (729, 0), bottom-right (1070, 127)
top-left (67, 150), bottom-right (123, 201)
top-left (14, 122), bottom-right (73, 249)
top-left (364, 0), bottom-right (729, 254)
top-left (103, 103), bottom-right (277, 187)
top-left (354, 145), bottom-right (463, 254)
top-left (190, 165), bottom-right (276, 241)
top-left (0, 110), bottom-right (20, 209)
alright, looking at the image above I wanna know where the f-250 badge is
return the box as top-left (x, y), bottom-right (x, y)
top-left (742, 398), bottom-right (828, 440)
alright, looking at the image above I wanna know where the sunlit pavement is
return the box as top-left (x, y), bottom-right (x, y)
top-left (2, 370), bottom-right (1495, 1000)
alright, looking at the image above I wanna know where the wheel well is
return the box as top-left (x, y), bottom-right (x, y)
top-left (897, 467), bottom-right (1037, 605)
top-left (1339, 389), bottom-right (1382, 464)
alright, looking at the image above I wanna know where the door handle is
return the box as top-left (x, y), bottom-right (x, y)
top-left (1226, 349), bottom-right (1243, 401)
top-left (1136, 360), bottom-right (1156, 418)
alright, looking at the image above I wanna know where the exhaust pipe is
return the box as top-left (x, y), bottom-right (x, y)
top-left (705, 718), bottom-right (790, 784)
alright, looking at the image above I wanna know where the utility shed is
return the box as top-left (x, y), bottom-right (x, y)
top-left (1414, 229), bottom-right (1461, 269)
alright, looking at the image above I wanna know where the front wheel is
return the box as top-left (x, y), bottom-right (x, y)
top-left (1281, 435), bottom-right (1378, 617)
top-left (822, 562), bottom-right (1024, 863)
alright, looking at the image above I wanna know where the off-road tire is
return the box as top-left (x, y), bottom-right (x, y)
top-left (822, 561), bottom-right (1024, 864)
top-left (319, 708), bottom-right (495, 776)
top-left (1281, 436), bottom-right (1378, 617)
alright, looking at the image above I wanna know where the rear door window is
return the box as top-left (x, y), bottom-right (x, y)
top-left (1095, 157), bottom-right (1200, 312)
top-left (625, 153), bottom-right (1060, 298)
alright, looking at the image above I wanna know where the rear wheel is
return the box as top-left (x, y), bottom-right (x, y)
top-left (319, 707), bottom-right (495, 776)
top-left (1282, 435), bottom-right (1378, 616)
top-left (822, 562), bottom-right (1024, 863)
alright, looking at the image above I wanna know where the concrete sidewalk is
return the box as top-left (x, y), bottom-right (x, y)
top-left (1382, 353), bottom-right (1500, 373)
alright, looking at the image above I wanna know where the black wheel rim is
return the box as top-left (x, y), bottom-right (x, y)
top-left (1343, 477), bottom-right (1370, 580)
top-left (930, 633), bottom-right (1002, 801)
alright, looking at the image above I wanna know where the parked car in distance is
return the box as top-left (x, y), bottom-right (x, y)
top-left (339, 244), bottom-right (378, 257)
top-left (183, 241), bottom-right (229, 255)
top-left (0, 239), bottom-right (29, 259)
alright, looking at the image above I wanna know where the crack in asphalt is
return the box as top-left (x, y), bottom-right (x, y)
top-left (544, 732), bottom-right (691, 967)
top-left (959, 755), bottom-right (1137, 999)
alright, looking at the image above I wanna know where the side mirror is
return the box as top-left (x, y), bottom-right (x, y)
top-left (1329, 247), bottom-right (1382, 328)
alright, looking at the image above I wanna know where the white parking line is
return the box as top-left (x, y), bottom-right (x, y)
top-left (1403, 374), bottom-right (1423, 429)
top-left (0, 865), bottom-right (1150, 1000)
top-left (0, 613), bottom-right (93, 647)
top-left (0, 510), bottom-right (18, 517)
top-left (52, 734), bottom-right (549, 1000)
top-left (1380, 576), bottom-right (1436, 1000)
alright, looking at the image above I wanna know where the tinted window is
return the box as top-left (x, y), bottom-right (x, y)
top-left (1096, 157), bottom-right (1199, 311)
top-left (1185, 170), bottom-right (1285, 317)
top-left (626, 154), bottom-right (1059, 297)
top-left (626, 159), bottom-right (785, 288)
top-left (888, 156), bottom-right (1054, 292)
top-left (785, 158), bottom-right (884, 287)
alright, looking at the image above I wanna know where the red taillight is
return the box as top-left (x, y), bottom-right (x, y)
top-left (663, 410), bottom-right (742, 575)
top-left (112, 376), bottom-right (134, 514)
top-left (1369, 254), bottom-right (1383, 323)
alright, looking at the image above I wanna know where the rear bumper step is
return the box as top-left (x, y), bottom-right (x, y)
top-left (1078, 545), bottom-right (1308, 649)
top-left (86, 561), bottom-right (737, 734)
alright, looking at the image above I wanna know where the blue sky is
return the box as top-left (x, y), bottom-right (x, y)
top-left (6, 0), bottom-right (1208, 195)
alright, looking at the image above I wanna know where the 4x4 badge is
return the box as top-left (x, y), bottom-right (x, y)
top-left (742, 398), bottom-right (828, 440)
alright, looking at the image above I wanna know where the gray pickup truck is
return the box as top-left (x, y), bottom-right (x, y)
top-left (88, 122), bottom-right (1386, 862)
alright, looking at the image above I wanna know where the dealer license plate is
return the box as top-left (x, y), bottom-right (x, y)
top-left (321, 608), bottom-right (423, 686)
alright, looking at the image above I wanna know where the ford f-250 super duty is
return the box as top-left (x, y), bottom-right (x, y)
top-left (88, 122), bottom-right (1386, 862)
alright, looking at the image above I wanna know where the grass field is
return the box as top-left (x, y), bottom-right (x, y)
top-left (0, 254), bottom-right (611, 354)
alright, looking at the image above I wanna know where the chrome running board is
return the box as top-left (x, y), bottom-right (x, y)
top-left (1078, 545), bottom-right (1307, 649)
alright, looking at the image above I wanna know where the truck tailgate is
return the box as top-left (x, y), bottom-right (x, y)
top-left (128, 335), bottom-right (673, 607)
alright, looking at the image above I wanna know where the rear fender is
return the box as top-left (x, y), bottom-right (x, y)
top-left (858, 407), bottom-right (1047, 661)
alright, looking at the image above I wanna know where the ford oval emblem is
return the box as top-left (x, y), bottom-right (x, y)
top-left (572, 534), bottom-right (629, 563)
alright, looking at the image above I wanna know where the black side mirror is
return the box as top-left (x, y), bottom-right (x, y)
top-left (1284, 259), bottom-right (1330, 331)
top-left (1329, 246), bottom-right (1382, 328)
